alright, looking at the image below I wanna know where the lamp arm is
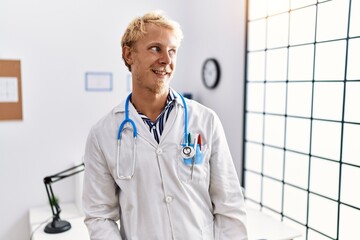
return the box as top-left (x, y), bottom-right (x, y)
top-left (44, 180), bottom-right (61, 219)
top-left (44, 163), bottom-right (85, 184)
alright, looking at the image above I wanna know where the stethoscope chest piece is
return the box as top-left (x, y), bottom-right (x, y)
top-left (181, 145), bottom-right (195, 159)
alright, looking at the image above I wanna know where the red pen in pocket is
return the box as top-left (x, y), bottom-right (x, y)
top-left (197, 134), bottom-right (202, 150)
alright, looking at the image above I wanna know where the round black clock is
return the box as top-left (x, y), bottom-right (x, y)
top-left (202, 58), bottom-right (221, 89)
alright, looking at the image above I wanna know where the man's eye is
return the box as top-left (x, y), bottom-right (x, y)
top-left (169, 49), bottom-right (176, 57)
top-left (150, 46), bottom-right (160, 52)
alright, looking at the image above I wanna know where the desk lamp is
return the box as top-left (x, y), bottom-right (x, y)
top-left (43, 162), bottom-right (85, 234)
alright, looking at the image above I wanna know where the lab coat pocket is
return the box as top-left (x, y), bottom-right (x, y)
top-left (176, 144), bottom-right (210, 183)
top-left (201, 221), bottom-right (214, 240)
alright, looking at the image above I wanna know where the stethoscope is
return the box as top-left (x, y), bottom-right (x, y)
top-left (116, 92), bottom-right (195, 180)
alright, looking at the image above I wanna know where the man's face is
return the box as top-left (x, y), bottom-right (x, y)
top-left (127, 23), bottom-right (179, 94)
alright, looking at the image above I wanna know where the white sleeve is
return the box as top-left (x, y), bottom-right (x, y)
top-left (82, 128), bottom-right (122, 240)
top-left (209, 113), bottom-right (248, 240)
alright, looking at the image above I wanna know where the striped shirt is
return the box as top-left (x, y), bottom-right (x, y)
top-left (137, 89), bottom-right (176, 143)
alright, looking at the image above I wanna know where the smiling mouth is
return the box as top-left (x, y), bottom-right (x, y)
top-left (152, 69), bottom-right (170, 76)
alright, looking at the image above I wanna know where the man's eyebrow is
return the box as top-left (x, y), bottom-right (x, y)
top-left (147, 41), bottom-right (178, 49)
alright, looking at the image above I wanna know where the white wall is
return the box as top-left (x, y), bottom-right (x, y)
top-left (0, 0), bottom-right (245, 239)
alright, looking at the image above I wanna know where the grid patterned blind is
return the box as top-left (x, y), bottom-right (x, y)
top-left (243, 0), bottom-right (360, 239)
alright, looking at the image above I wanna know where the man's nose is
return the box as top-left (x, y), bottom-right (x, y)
top-left (159, 51), bottom-right (172, 65)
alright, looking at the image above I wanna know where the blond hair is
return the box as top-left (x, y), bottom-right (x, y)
top-left (121, 11), bottom-right (183, 71)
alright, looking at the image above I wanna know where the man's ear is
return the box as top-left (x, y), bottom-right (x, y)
top-left (122, 46), bottom-right (133, 66)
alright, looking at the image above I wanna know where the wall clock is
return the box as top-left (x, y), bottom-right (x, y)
top-left (202, 58), bottom-right (221, 89)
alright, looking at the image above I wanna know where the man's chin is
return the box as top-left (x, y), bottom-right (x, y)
top-left (150, 84), bottom-right (170, 95)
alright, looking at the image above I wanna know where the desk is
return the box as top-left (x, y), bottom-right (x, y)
top-left (30, 203), bottom-right (301, 240)
top-left (247, 207), bottom-right (302, 240)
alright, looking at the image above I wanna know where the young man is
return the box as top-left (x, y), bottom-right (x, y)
top-left (83, 11), bottom-right (248, 240)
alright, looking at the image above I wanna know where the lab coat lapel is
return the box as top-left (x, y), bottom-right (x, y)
top-left (128, 102), bottom-right (158, 147)
top-left (159, 95), bottom-right (185, 144)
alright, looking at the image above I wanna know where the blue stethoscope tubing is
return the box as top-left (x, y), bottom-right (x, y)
top-left (116, 92), bottom-right (190, 180)
top-left (118, 93), bottom-right (138, 139)
top-left (116, 93), bottom-right (138, 180)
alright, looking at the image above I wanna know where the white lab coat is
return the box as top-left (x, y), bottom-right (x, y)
top-left (83, 91), bottom-right (248, 240)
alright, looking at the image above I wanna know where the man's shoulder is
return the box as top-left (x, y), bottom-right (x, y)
top-left (91, 104), bottom-right (122, 132)
top-left (186, 98), bottom-right (216, 115)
